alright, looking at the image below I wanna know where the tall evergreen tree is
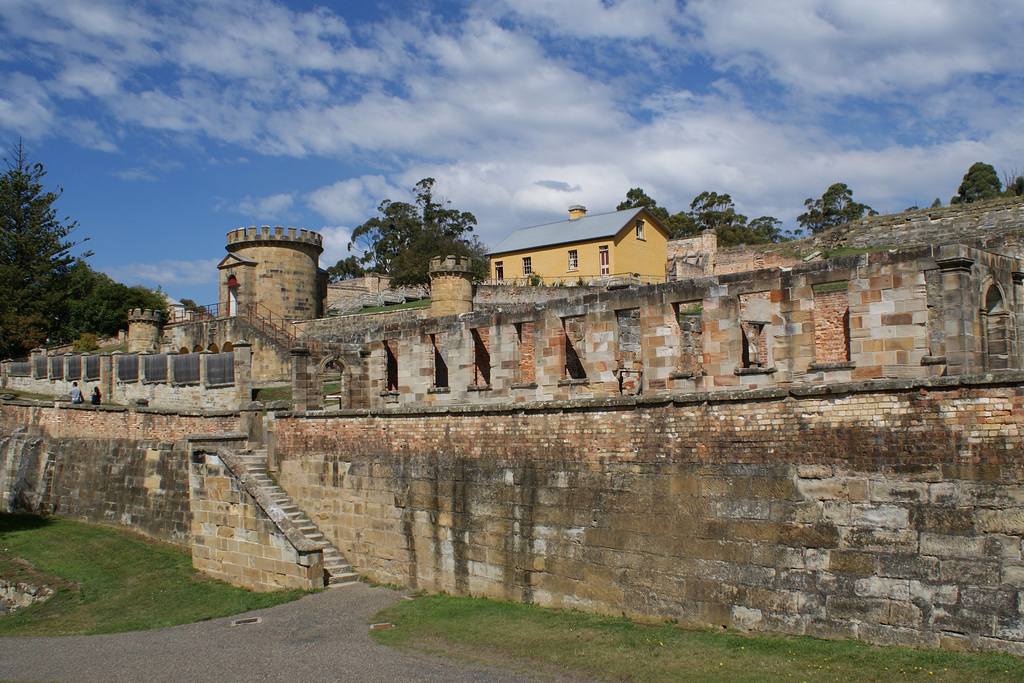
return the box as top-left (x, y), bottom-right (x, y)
top-left (0, 142), bottom-right (90, 357)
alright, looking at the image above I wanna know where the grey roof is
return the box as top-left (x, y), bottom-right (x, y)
top-left (489, 208), bottom-right (646, 255)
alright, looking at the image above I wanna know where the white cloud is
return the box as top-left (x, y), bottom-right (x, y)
top-left (1, 0), bottom-right (1022, 255)
top-left (492, 0), bottom-right (684, 41)
top-left (306, 176), bottom-right (395, 224)
top-left (318, 225), bottom-right (356, 268)
top-left (102, 258), bottom-right (220, 290)
top-left (688, 0), bottom-right (1024, 97)
top-left (234, 193), bottom-right (295, 220)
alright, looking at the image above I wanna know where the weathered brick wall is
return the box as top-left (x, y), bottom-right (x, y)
top-left (0, 401), bottom-right (239, 546)
top-left (0, 425), bottom-right (192, 544)
top-left (0, 402), bottom-right (239, 442)
top-left (271, 375), bottom-right (1024, 653)
top-left (812, 287), bottom-right (850, 363)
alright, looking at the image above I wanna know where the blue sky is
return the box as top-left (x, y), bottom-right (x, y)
top-left (2, 0), bottom-right (1023, 304)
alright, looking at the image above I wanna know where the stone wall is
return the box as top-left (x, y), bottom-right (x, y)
top-left (189, 447), bottom-right (325, 591)
top-left (2, 349), bottom-right (246, 410)
top-left (6, 374), bottom-right (1024, 649)
top-left (0, 402), bottom-right (324, 591)
top-left (347, 244), bottom-right (1023, 410)
top-left (269, 374), bottom-right (1024, 653)
top-left (833, 197), bottom-right (1024, 251)
top-left (0, 421), bottom-right (192, 544)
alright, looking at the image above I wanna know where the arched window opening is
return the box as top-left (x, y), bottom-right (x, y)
top-left (983, 285), bottom-right (1010, 370)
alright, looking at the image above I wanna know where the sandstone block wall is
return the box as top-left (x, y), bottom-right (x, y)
top-left (0, 425), bottom-right (191, 544)
top-left (835, 197), bottom-right (1024, 251)
top-left (190, 450), bottom-right (324, 591)
top-left (222, 226), bottom-right (326, 321)
top-left (270, 375), bottom-right (1024, 654)
top-left (353, 244), bottom-right (1023, 410)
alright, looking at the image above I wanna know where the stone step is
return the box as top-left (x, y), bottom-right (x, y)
top-left (327, 570), bottom-right (360, 587)
top-left (231, 449), bottom-right (358, 590)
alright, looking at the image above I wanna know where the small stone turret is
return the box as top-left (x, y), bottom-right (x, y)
top-left (127, 308), bottom-right (163, 353)
top-left (429, 255), bottom-right (474, 317)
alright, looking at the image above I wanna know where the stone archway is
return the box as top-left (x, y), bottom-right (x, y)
top-left (318, 355), bottom-right (347, 408)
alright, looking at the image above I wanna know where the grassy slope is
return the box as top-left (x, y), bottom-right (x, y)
top-left (0, 514), bottom-right (305, 636)
top-left (372, 595), bottom-right (1024, 682)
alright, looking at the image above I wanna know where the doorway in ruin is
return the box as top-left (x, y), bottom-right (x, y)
top-left (319, 356), bottom-right (347, 408)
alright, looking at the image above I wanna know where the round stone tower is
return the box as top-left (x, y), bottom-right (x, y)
top-left (127, 308), bottom-right (163, 353)
top-left (429, 255), bottom-right (474, 317)
top-left (219, 226), bottom-right (327, 321)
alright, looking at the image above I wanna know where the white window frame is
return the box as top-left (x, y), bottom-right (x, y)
top-left (522, 257), bottom-right (532, 276)
top-left (567, 249), bottom-right (578, 271)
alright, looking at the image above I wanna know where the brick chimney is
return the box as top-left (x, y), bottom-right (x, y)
top-left (568, 205), bottom-right (587, 220)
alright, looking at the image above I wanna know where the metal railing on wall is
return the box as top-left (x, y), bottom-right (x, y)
top-left (480, 273), bottom-right (666, 288)
top-left (166, 300), bottom-right (298, 350)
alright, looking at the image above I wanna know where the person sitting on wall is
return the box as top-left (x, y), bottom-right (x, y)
top-left (69, 382), bottom-right (83, 404)
top-left (90, 386), bottom-right (101, 405)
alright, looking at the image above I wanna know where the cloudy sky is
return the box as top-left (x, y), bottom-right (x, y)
top-left (1, 0), bottom-right (1022, 303)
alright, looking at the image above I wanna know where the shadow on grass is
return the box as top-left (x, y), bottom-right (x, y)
top-left (0, 512), bottom-right (54, 534)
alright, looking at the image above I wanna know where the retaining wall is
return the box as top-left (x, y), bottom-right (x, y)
top-left (268, 374), bottom-right (1024, 654)
top-left (5, 375), bottom-right (1024, 650)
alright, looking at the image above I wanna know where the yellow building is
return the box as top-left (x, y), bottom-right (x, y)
top-left (488, 205), bottom-right (669, 285)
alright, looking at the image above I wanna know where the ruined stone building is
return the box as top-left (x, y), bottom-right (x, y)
top-left (6, 198), bottom-right (1024, 653)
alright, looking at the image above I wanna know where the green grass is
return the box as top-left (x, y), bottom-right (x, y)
top-left (343, 298), bottom-right (430, 315)
top-left (0, 513), bottom-right (306, 636)
top-left (371, 595), bottom-right (1024, 682)
top-left (0, 388), bottom-right (55, 401)
top-left (252, 385), bottom-right (292, 403)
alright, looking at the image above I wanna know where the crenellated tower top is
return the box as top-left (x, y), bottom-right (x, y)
top-left (226, 226), bottom-right (324, 253)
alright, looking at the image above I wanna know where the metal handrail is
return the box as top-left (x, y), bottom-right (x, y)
top-left (166, 300), bottom-right (298, 349)
top-left (480, 273), bottom-right (666, 287)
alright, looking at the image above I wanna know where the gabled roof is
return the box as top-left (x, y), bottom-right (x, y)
top-left (489, 208), bottom-right (655, 256)
top-left (217, 253), bottom-right (257, 269)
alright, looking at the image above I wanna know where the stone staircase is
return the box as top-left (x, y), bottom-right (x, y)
top-left (234, 450), bottom-right (359, 587)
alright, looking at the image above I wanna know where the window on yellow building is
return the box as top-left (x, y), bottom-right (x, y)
top-left (494, 261), bottom-right (503, 280)
top-left (567, 249), bottom-right (578, 271)
top-left (599, 246), bottom-right (609, 275)
top-left (522, 257), bottom-right (532, 276)
top-left (636, 219), bottom-right (645, 240)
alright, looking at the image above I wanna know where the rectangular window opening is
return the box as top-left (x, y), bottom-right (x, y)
top-left (522, 257), bottom-right (532, 276)
top-left (563, 317), bottom-right (587, 380)
top-left (674, 302), bottom-right (704, 377)
top-left (384, 340), bottom-right (399, 392)
top-left (472, 328), bottom-right (491, 386)
top-left (431, 334), bottom-right (448, 388)
top-left (567, 249), bottom-right (578, 271)
top-left (515, 322), bottom-right (536, 384)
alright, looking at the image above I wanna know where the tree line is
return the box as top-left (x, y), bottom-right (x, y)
top-left (0, 142), bottom-right (165, 359)
top-left (333, 161), bottom-right (1023, 288)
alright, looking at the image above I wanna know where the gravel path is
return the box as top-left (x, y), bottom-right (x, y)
top-left (0, 583), bottom-right (572, 683)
